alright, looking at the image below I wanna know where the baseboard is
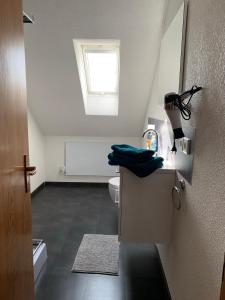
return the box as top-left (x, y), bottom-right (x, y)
top-left (31, 182), bottom-right (45, 197)
top-left (156, 246), bottom-right (172, 300)
top-left (45, 181), bottom-right (108, 188)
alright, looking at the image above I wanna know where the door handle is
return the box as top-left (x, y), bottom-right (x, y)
top-left (24, 155), bottom-right (36, 193)
top-left (25, 166), bottom-right (37, 176)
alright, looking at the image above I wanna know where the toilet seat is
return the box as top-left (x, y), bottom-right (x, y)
top-left (109, 177), bottom-right (120, 189)
top-left (108, 177), bottom-right (120, 204)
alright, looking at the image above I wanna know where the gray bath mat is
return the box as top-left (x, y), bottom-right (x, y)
top-left (72, 234), bottom-right (120, 275)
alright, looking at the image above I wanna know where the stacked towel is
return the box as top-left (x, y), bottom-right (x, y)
top-left (111, 144), bottom-right (155, 161)
top-left (108, 144), bottom-right (164, 177)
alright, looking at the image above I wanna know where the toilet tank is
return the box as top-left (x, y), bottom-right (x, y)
top-left (119, 165), bottom-right (175, 243)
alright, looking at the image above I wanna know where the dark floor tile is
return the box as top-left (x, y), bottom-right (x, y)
top-left (36, 274), bottom-right (86, 300)
top-left (125, 277), bottom-right (168, 300)
top-left (32, 185), bottom-right (170, 300)
top-left (120, 243), bottom-right (163, 279)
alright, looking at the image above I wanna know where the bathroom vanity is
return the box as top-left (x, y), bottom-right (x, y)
top-left (119, 162), bottom-right (175, 243)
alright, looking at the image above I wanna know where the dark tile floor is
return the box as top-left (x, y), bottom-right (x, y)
top-left (32, 184), bottom-right (170, 300)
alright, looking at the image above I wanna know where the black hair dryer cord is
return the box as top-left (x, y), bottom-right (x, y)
top-left (171, 85), bottom-right (202, 153)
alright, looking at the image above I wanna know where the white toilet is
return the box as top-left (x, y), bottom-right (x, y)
top-left (108, 177), bottom-right (120, 204)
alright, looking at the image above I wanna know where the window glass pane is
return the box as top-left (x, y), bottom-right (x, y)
top-left (85, 51), bottom-right (118, 93)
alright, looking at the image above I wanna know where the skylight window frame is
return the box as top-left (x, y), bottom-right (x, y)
top-left (73, 39), bottom-right (120, 116)
top-left (81, 45), bottom-right (120, 96)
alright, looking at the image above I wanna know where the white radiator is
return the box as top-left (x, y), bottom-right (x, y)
top-left (65, 141), bottom-right (117, 176)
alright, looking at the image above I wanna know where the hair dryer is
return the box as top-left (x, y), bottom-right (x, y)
top-left (164, 85), bottom-right (202, 152)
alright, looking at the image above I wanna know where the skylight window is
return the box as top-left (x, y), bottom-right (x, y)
top-left (73, 39), bottom-right (120, 116)
top-left (84, 50), bottom-right (118, 94)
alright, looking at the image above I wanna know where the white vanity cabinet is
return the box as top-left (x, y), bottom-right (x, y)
top-left (119, 165), bottom-right (175, 243)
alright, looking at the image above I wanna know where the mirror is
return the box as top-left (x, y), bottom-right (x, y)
top-left (148, 1), bottom-right (187, 121)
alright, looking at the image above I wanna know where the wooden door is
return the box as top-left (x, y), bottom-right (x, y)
top-left (0, 1), bottom-right (35, 299)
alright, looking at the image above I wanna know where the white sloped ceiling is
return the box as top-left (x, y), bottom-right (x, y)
top-left (23, 0), bottom-right (166, 137)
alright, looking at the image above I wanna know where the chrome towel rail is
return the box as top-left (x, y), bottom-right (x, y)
top-left (172, 179), bottom-right (185, 210)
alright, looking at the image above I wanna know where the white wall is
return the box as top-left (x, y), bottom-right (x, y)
top-left (28, 110), bottom-right (45, 192)
top-left (45, 136), bottom-right (142, 183)
top-left (145, 0), bottom-right (225, 300)
top-left (28, 110), bottom-right (141, 185)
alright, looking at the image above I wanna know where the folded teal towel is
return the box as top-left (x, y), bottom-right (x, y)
top-left (111, 144), bottom-right (154, 160)
top-left (108, 152), bottom-right (164, 177)
top-left (108, 152), bottom-right (153, 164)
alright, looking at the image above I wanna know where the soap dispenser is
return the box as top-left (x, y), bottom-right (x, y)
top-left (143, 127), bottom-right (158, 154)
